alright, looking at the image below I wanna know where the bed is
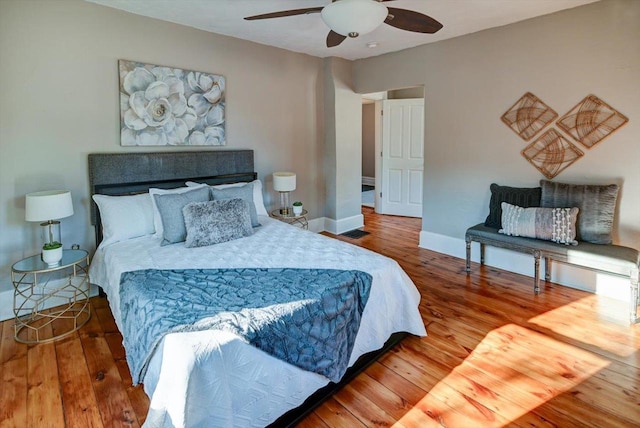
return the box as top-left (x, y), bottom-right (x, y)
top-left (87, 150), bottom-right (426, 427)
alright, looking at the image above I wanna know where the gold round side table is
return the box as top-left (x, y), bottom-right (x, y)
top-left (270, 208), bottom-right (309, 230)
top-left (11, 249), bottom-right (91, 344)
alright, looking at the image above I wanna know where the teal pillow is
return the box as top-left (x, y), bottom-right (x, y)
top-left (153, 186), bottom-right (210, 246)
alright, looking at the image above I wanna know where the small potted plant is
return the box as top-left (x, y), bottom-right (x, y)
top-left (292, 201), bottom-right (303, 216)
top-left (42, 241), bottom-right (63, 267)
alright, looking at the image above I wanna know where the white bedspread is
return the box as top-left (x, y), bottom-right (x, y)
top-left (90, 216), bottom-right (426, 427)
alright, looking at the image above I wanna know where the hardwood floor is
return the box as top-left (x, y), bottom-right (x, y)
top-left (1, 207), bottom-right (638, 427)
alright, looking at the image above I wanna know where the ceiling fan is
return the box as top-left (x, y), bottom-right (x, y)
top-left (244, 0), bottom-right (443, 48)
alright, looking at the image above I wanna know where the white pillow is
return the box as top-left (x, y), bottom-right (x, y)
top-left (92, 193), bottom-right (154, 246)
top-left (149, 185), bottom-right (208, 237)
top-left (185, 179), bottom-right (268, 217)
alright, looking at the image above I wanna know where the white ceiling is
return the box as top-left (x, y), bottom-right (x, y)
top-left (86, 0), bottom-right (599, 61)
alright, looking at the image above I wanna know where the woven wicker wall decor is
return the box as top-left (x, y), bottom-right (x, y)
top-left (521, 128), bottom-right (584, 179)
top-left (556, 94), bottom-right (629, 149)
top-left (501, 92), bottom-right (558, 141)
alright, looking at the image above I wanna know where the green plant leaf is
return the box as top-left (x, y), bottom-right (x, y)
top-left (43, 241), bottom-right (62, 250)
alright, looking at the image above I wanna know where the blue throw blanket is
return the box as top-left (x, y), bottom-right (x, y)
top-left (119, 268), bottom-right (372, 385)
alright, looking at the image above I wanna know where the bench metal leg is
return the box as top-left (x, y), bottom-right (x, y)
top-left (480, 243), bottom-right (485, 265)
top-left (544, 257), bottom-right (551, 282)
top-left (533, 251), bottom-right (541, 294)
top-left (465, 237), bottom-right (471, 273)
top-left (631, 269), bottom-right (639, 324)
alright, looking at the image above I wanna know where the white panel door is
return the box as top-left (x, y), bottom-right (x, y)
top-left (379, 99), bottom-right (424, 217)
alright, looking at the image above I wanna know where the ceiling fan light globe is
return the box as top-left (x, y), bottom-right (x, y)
top-left (321, 0), bottom-right (388, 37)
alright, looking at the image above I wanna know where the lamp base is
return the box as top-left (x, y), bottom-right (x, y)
top-left (279, 191), bottom-right (291, 217)
top-left (41, 220), bottom-right (61, 247)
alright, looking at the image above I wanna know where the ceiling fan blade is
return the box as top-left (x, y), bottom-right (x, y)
top-left (244, 7), bottom-right (323, 21)
top-left (385, 7), bottom-right (443, 34)
top-left (326, 31), bottom-right (347, 48)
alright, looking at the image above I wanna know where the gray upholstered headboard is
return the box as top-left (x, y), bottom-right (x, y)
top-left (88, 150), bottom-right (256, 244)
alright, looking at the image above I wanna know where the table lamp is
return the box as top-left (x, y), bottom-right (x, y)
top-left (25, 190), bottom-right (74, 266)
top-left (273, 172), bottom-right (296, 215)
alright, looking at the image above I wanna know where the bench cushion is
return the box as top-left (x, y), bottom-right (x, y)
top-left (466, 223), bottom-right (639, 277)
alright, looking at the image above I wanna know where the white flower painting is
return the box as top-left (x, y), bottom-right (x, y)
top-left (119, 60), bottom-right (226, 146)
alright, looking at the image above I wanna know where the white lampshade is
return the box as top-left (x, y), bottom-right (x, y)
top-left (273, 172), bottom-right (296, 192)
top-left (321, 0), bottom-right (388, 37)
top-left (25, 190), bottom-right (74, 222)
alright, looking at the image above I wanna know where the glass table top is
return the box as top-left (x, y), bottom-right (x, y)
top-left (12, 249), bottom-right (88, 273)
top-left (271, 208), bottom-right (308, 219)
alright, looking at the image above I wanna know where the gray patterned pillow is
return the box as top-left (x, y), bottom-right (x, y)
top-left (499, 202), bottom-right (579, 245)
top-left (183, 199), bottom-right (254, 248)
top-left (540, 180), bottom-right (619, 244)
top-left (153, 186), bottom-right (210, 246)
top-left (210, 183), bottom-right (260, 227)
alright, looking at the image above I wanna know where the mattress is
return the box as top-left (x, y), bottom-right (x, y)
top-left (90, 215), bottom-right (426, 427)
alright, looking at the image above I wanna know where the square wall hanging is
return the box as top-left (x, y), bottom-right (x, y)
top-left (556, 94), bottom-right (628, 149)
top-left (119, 60), bottom-right (225, 146)
top-left (521, 128), bottom-right (583, 179)
top-left (501, 92), bottom-right (558, 141)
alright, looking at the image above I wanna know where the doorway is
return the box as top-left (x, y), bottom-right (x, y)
top-left (361, 97), bottom-right (378, 209)
top-left (361, 87), bottom-right (425, 218)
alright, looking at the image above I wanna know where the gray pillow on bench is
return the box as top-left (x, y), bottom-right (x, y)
top-left (540, 180), bottom-right (619, 245)
top-left (484, 183), bottom-right (541, 229)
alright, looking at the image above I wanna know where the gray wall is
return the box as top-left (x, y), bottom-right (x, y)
top-left (354, 0), bottom-right (640, 249)
top-left (0, 0), bottom-right (324, 299)
top-left (361, 103), bottom-right (376, 179)
top-left (2, 0), bottom-right (637, 312)
top-left (323, 58), bottom-right (363, 223)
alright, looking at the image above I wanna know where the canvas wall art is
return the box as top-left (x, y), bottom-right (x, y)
top-left (119, 60), bottom-right (225, 146)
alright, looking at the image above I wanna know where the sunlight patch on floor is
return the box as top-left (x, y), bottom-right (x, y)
top-left (395, 324), bottom-right (609, 427)
top-left (528, 295), bottom-right (639, 357)
top-left (594, 271), bottom-right (633, 302)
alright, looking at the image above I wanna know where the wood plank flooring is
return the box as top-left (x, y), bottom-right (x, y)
top-left (1, 207), bottom-right (638, 427)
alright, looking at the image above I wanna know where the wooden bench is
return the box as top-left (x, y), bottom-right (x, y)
top-left (465, 223), bottom-right (640, 323)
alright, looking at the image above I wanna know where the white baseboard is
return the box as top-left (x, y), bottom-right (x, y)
top-left (419, 230), bottom-right (631, 303)
top-left (307, 217), bottom-right (325, 233)
top-left (295, 216), bottom-right (364, 235)
top-left (362, 176), bottom-right (375, 187)
top-left (324, 214), bottom-right (364, 235)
